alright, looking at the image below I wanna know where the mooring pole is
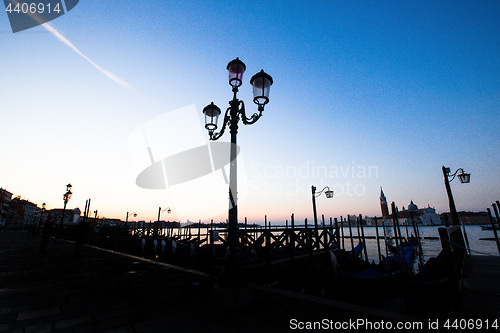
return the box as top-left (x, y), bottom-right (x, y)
top-left (489, 206), bottom-right (500, 255)
top-left (374, 217), bottom-right (382, 263)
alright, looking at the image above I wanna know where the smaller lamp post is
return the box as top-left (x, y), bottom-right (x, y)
top-left (157, 207), bottom-right (171, 238)
top-left (442, 166), bottom-right (470, 227)
top-left (157, 207), bottom-right (171, 222)
top-left (125, 212), bottom-right (137, 234)
top-left (37, 202), bottom-right (46, 234)
top-left (58, 184), bottom-right (72, 237)
top-left (311, 185), bottom-right (334, 229)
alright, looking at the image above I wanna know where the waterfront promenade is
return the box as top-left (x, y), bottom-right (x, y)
top-left (1, 232), bottom-right (444, 332)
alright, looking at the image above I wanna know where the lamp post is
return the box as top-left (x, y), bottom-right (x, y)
top-left (157, 207), bottom-right (171, 238)
top-left (203, 58), bottom-right (273, 300)
top-left (36, 202), bottom-right (46, 234)
top-left (125, 211), bottom-right (137, 234)
top-left (58, 184), bottom-right (72, 237)
top-left (157, 207), bottom-right (171, 222)
top-left (442, 166), bottom-right (470, 226)
top-left (311, 186), bottom-right (334, 228)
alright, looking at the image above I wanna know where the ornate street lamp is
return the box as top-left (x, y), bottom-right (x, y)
top-left (311, 186), bottom-right (334, 229)
top-left (442, 166), bottom-right (470, 226)
top-left (203, 58), bottom-right (273, 300)
top-left (58, 184), bottom-right (72, 236)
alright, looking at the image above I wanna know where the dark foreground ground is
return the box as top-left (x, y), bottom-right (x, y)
top-left (0, 232), bottom-right (450, 332)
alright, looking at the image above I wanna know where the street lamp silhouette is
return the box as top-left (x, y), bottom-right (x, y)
top-left (157, 207), bottom-right (171, 238)
top-left (311, 186), bottom-right (334, 228)
top-left (125, 211), bottom-right (137, 233)
top-left (37, 202), bottom-right (46, 234)
top-left (158, 207), bottom-right (171, 222)
top-left (203, 58), bottom-right (273, 301)
top-left (442, 166), bottom-right (470, 226)
top-left (58, 184), bottom-right (72, 236)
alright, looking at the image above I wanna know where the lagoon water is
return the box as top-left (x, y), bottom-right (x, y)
top-left (347, 225), bottom-right (500, 263)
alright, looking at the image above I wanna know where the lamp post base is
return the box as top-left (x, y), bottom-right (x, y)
top-left (213, 283), bottom-right (251, 309)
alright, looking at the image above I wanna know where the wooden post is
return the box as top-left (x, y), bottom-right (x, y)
top-left (347, 215), bottom-right (355, 255)
top-left (374, 217), bottom-right (382, 263)
top-left (285, 219), bottom-right (289, 248)
top-left (460, 218), bottom-right (471, 254)
top-left (391, 202), bottom-right (403, 270)
top-left (265, 223), bottom-right (271, 269)
top-left (356, 215), bottom-right (361, 246)
top-left (304, 218), bottom-right (311, 256)
top-left (381, 218), bottom-right (388, 256)
top-left (323, 215), bottom-right (328, 254)
top-left (359, 214), bottom-right (368, 263)
top-left (410, 211), bottom-right (424, 266)
top-left (340, 216), bottom-right (345, 252)
top-left (290, 213), bottom-right (295, 267)
top-left (488, 207), bottom-right (500, 255)
top-left (198, 219), bottom-right (201, 240)
top-left (334, 217), bottom-right (341, 267)
top-left (210, 219), bottom-right (214, 261)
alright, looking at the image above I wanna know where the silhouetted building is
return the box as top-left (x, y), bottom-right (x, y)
top-left (0, 188), bottom-right (13, 228)
top-left (8, 197), bottom-right (39, 229)
top-left (49, 208), bottom-right (81, 226)
top-left (441, 211), bottom-right (489, 225)
top-left (398, 200), bottom-right (441, 225)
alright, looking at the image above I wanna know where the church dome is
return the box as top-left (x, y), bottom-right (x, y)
top-left (408, 200), bottom-right (418, 211)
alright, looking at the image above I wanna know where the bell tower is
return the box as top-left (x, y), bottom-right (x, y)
top-left (380, 187), bottom-right (389, 217)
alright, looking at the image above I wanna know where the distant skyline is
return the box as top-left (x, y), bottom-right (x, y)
top-left (1, 0), bottom-right (499, 223)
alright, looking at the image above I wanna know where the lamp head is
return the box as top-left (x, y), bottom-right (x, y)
top-left (250, 69), bottom-right (273, 108)
top-left (227, 57), bottom-right (246, 88)
top-left (458, 172), bottom-right (470, 183)
top-left (203, 102), bottom-right (221, 134)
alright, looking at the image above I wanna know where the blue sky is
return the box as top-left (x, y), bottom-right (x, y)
top-left (1, 0), bottom-right (499, 224)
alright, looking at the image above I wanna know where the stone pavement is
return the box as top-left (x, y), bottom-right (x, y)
top-left (0, 232), bottom-right (427, 332)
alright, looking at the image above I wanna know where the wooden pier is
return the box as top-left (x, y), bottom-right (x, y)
top-left (439, 225), bottom-right (500, 320)
top-left (461, 255), bottom-right (500, 319)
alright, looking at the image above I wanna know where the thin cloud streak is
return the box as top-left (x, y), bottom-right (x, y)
top-left (42, 22), bottom-right (134, 91)
top-left (6, 0), bottom-right (133, 91)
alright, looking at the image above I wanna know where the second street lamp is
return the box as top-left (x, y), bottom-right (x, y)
top-left (311, 186), bottom-right (334, 229)
top-left (442, 166), bottom-right (470, 226)
top-left (203, 58), bottom-right (273, 304)
top-left (58, 183), bottom-right (72, 237)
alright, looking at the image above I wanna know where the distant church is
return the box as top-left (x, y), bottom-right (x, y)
top-left (378, 187), bottom-right (441, 225)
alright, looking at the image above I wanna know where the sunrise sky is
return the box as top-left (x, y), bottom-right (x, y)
top-left (1, 0), bottom-right (499, 224)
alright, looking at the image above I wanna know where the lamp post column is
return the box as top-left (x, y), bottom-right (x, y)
top-left (311, 186), bottom-right (318, 229)
top-left (219, 94), bottom-right (245, 289)
top-left (37, 203), bottom-right (45, 234)
top-left (59, 199), bottom-right (68, 237)
top-left (442, 166), bottom-right (459, 226)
